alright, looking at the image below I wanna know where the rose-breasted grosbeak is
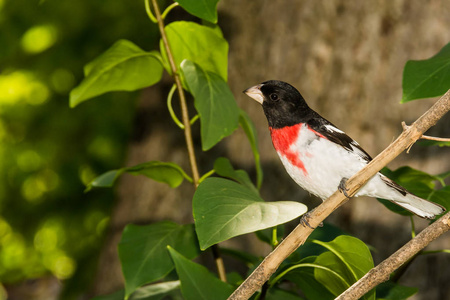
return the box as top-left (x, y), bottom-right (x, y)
top-left (244, 80), bottom-right (445, 219)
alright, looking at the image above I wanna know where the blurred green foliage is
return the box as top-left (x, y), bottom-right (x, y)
top-left (0, 0), bottom-right (160, 298)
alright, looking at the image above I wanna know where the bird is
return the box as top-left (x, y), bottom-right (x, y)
top-left (244, 80), bottom-right (445, 219)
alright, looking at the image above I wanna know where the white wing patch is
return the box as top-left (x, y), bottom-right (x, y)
top-left (324, 124), bottom-right (344, 134)
top-left (324, 124), bottom-right (369, 162)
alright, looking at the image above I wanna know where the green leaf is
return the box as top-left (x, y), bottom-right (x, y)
top-left (283, 256), bottom-right (335, 300)
top-left (193, 177), bottom-right (307, 250)
top-left (376, 281), bottom-right (418, 300)
top-left (291, 223), bottom-right (348, 260)
top-left (118, 222), bottom-right (199, 298)
top-left (220, 247), bottom-right (260, 265)
top-left (428, 185), bottom-right (450, 212)
top-left (162, 21), bottom-right (228, 81)
top-left (176, 0), bottom-right (220, 23)
top-left (92, 281), bottom-right (181, 300)
top-left (437, 170), bottom-right (450, 183)
top-left (85, 161), bottom-right (191, 191)
top-left (266, 288), bottom-right (304, 300)
top-left (86, 170), bottom-right (123, 191)
top-left (239, 109), bottom-right (263, 189)
top-left (70, 39), bottom-right (163, 107)
top-left (312, 236), bottom-right (374, 299)
top-left (126, 161), bottom-right (192, 187)
top-left (213, 157), bottom-right (258, 194)
top-left (168, 246), bottom-right (234, 300)
top-left (130, 281), bottom-right (181, 300)
top-left (402, 42), bottom-right (450, 102)
top-left (381, 167), bottom-right (438, 189)
top-left (313, 252), bottom-right (352, 295)
top-left (181, 60), bottom-right (239, 150)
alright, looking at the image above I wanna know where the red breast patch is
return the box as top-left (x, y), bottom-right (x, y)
top-left (269, 124), bottom-right (307, 175)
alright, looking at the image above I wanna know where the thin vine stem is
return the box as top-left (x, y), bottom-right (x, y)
top-left (149, 0), bottom-right (227, 282)
top-left (167, 84), bottom-right (184, 129)
top-left (268, 263), bottom-right (349, 289)
top-left (161, 2), bottom-right (179, 19)
top-left (199, 169), bottom-right (215, 183)
top-left (144, 0), bottom-right (157, 23)
top-left (190, 114), bottom-right (199, 125)
top-left (150, 0), bottom-right (199, 186)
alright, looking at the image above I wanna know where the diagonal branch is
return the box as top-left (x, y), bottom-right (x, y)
top-left (228, 89), bottom-right (450, 300)
top-left (336, 211), bottom-right (450, 300)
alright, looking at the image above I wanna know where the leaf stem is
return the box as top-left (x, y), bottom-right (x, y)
top-left (271, 227), bottom-right (278, 248)
top-left (402, 121), bottom-right (450, 153)
top-left (150, 0), bottom-right (227, 282)
top-left (199, 169), bottom-right (215, 183)
top-left (167, 84), bottom-right (185, 129)
top-left (268, 263), bottom-right (349, 289)
top-left (161, 2), bottom-right (179, 20)
top-left (410, 216), bottom-right (416, 238)
top-left (190, 114), bottom-right (199, 125)
top-left (421, 249), bottom-right (450, 255)
top-left (144, 0), bottom-right (157, 23)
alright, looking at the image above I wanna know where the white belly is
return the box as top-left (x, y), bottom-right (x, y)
top-left (276, 124), bottom-right (368, 200)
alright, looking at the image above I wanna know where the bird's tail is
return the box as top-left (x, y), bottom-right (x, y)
top-left (389, 193), bottom-right (445, 219)
top-left (379, 175), bottom-right (445, 219)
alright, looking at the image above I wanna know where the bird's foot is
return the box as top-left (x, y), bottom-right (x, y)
top-left (300, 209), bottom-right (323, 229)
top-left (338, 177), bottom-right (350, 198)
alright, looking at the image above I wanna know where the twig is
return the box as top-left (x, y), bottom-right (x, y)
top-left (149, 0), bottom-right (227, 282)
top-left (228, 89), bottom-right (450, 300)
top-left (402, 121), bottom-right (450, 153)
top-left (336, 212), bottom-right (450, 299)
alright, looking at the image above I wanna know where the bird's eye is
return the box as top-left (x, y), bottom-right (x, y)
top-left (270, 93), bottom-right (279, 101)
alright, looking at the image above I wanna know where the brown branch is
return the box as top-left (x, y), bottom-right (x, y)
top-left (150, 0), bottom-right (227, 282)
top-left (402, 121), bottom-right (450, 153)
top-left (151, 0), bottom-right (200, 187)
top-left (228, 89), bottom-right (450, 300)
top-left (336, 212), bottom-right (450, 299)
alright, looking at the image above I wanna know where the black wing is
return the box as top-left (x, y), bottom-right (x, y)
top-left (307, 115), bottom-right (372, 163)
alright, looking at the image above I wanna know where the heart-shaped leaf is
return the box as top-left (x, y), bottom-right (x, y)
top-left (402, 42), bottom-right (450, 102)
top-left (193, 177), bottom-right (307, 250)
top-left (181, 60), bottom-right (239, 150)
top-left (213, 157), bottom-right (258, 194)
top-left (162, 21), bottom-right (228, 81)
top-left (119, 222), bottom-right (199, 298)
top-left (176, 0), bottom-right (220, 23)
top-left (70, 39), bottom-right (163, 107)
top-left (168, 247), bottom-right (233, 300)
top-left (85, 161), bottom-right (192, 191)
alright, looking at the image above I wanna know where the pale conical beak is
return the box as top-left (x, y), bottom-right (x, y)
top-left (243, 84), bottom-right (264, 105)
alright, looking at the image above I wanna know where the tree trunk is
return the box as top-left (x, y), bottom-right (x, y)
top-left (92, 1), bottom-right (450, 298)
